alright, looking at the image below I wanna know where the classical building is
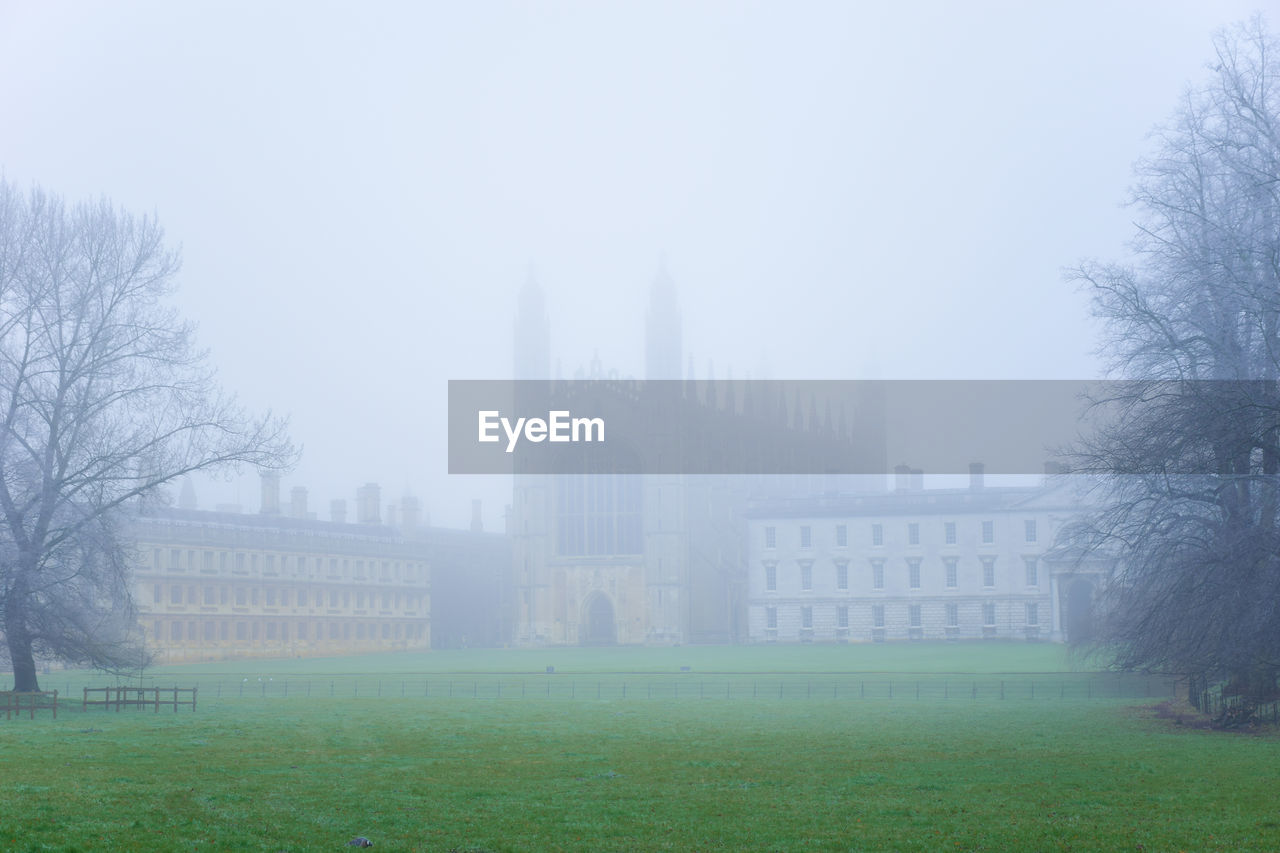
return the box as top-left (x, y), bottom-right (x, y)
top-left (507, 269), bottom-right (877, 647)
top-left (744, 465), bottom-right (1107, 644)
top-left (132, 477), bottom-right (432, 663)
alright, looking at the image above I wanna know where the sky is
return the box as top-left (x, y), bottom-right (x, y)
top-left (0, 1), bottom-right (1267, 527)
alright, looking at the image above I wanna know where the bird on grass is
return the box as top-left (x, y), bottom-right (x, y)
top-left (347, 838), bottom-right (373, 848)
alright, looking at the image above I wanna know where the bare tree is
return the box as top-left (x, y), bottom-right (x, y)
top-left (0, 181), bottom-right (293, 692)
top-left (1068, 17), bottom-right (1280, 721)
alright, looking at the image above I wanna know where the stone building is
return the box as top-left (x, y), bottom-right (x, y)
top-left (506, 269), bottom-right (873, 647)
top-left (744, 465), bottom-right (1106, 644)
top-left (132, 478), bottom-right (431, 663)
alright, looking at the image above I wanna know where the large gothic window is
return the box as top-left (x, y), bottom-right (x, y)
top-left (555, 473), bottom-right (642, 556)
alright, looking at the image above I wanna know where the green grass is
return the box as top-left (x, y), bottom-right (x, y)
top-left (1, 645), bottom-right (1275, 851)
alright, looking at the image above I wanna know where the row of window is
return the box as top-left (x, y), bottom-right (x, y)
top-left (151, 618), bottom-right (428, 644)
top-left (764, 519), bottom-right (1038, 549)
top-left (149, 548), bottom-right (426, 582)
top-left (763, 602), bottom-right (1040, 630)
top-left (763, 556), bottom-right (1040, 591)
top-left (148, 583), bottom-right (425, 612)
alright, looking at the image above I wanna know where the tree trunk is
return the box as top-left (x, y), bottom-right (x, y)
top-left (4, 596), bottom-right (40, 693)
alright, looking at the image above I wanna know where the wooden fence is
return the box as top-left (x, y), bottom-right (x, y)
top-left (0, 690), bottom-right (58, 719)
top-left (83, 686), bottom-right (197, 713)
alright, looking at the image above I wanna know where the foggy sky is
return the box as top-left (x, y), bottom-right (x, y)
top-left (0, 1), bottom-right (1265, 527)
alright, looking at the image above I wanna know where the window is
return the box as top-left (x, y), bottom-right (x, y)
top-left (251, 588), bottom-right (259, 606)
top-left (945, 559), bottom-right (958, 589)
top-left (235, 586), bottom-right (246, 606)
top-left (982, 557), bottom-right (996, 587)
top-left (764, 526), bottom-right (776, 549)
top-left (801, 606), bottom-right (813, 629)
top-left (152, 584), bottom-right (161, 604)
top-left (800, 561), bottom-right (812, 591)
top-left (799, 525), bottom-right (812, 548)
top-left (983, 602), bottom-right (996, 626)
top-left (203, 586), bottom-right (215, 605)
top-left (836, 561), bottom-right (849, 591)
top-left (872, 560), bottom-right (885, 590)
top-left (945, 521), bottom-right (956, 545)
top-left (170, 621), bottom-right (182, 641)
top-left (203, 552), bottom-right (214, 572)
top-left (1025, 519), bottom-right (1037, 542)
top-left (1025, 557), bottom-right (1038, 587)
top-left (871, 523), bottom-right (883, 546)
top-left (555, 472), bottom-right (642, 556)
top-left (909, 604), bottom-right (922, 628)
top-left (835, 524), bottom-right (848, 547)
top-left (837, 605), bottom-right (849, 628)
top-left (1026, 603), bottom-right (1039, 625)
top-left (908, 523), bottom-right (920, 546)
top-left (297, 622), bottom-right (308, 640)
top-left (236, 622), bottom-right (248, 640)
top-left (266, 555), bottom-right (276, 574)
top-left (765, 563), bottom-right (777, 592)
top-left (265, 587), bottom-right (276, 606)
top-left (766, 606), bottom-right (778, 629)
top-left (169, 548), bottom-right (181, 570)
top-left (946, 603), bottom-right (959, 628)
top-left (908, 559), bottom-right (921, 589)
top-left (872, 604), bottom-right (885, 628)
top-left (982, 520), bottom-right (994, 544)
top-left (204, 621), bottom-right (215, 641)
top-left (297, 589), bottom-right (307, 607)
top-left (235, 553), bottom-right (246, 573)
top-left (169, 586), bottom-right (182, 605)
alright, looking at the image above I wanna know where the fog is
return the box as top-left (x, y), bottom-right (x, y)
top-left (0, 1), bottom-right (1263, 527)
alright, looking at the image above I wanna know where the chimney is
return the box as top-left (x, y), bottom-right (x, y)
top-left (910, 468), bottom-right (924, 491)
top-left (356, 483), bottom-right (381, 524)
top-left (470, 498), bottom-right (484, 532)
top-left (969, 462), bottom-right (985, 491)
top-left (894, 464), bottom-right (910, 493)
top-left (401, 495), bottom-right (421, 530)
top-left (330, 499), bottom-right (347, 524)
top-left (290, 486), bottom-right (308, 519)
top-left (260, 472), bottom-right (280, 515)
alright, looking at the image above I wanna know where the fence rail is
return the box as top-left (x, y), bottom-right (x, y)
top-left (83, 686), bottom-right (197, 713)
top-left (159, 673), bottom-right (1177, 703)
top-left (0, 690), bottom-right (58, 719)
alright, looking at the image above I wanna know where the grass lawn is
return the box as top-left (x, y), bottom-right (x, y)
top-left (1, 645), bottom-right (1276, 851)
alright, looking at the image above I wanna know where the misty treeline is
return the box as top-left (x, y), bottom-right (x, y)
top-left (1069, 17), bottom-right (1280, 721)
top-left (0, 181), bottom-right (292, 692)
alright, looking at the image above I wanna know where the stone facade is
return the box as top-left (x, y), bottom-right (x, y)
top-left (132, 507), bottom-right (431, 663)
top-left (745, 474), bottom-right (1103, 644)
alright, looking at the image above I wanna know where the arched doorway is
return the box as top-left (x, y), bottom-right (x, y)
top-left (582, 594), bottom-right (617, 646)
top-left (1065, 578), bottom-right (1095, 643)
